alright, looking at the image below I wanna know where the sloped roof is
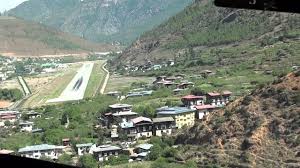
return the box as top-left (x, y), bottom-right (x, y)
top-left (131, 117), bottom-right (152, 124)
top-left (152, 117), bottom-right (174, 123)
top-left (223, 90), bottom-right (233, 95)
top-left (109, 104), bottom-right (132, 109)
top-left (157, 107), bottom-right (195, 115)
top-left (182, 95), bottom-right (205, 99)
top-left (195, 104), bottom-right (216, 110)
top-left (93, 145), bottom-right (121, 152)
top-left (18, 144), bottom-right (64, 153)
top-left (136, 144), bottom-right (153, 150)
top-left (76, 143), bottom-right (93, 148)
top-left (207, 92), bottom-right (221, 97)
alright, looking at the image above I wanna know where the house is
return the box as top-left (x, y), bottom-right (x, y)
top-left (152, 117), bottom-right (175, 136)
top-left (177, 82), bottom-right (194, 89)
top-left (26, 111), bottom-right (41, 119)
top-left (133, 144), bottom-right (153, 161)
top-left (19, 121), bottom-right (34, 132)
top-left (173, 88), bottom-right (185, 95)
top-left (76, 143), bottom-right (93, 156)
top-left (92, 145), bottom-right (122, 162)
top-left (195, 105), bottom-right (216, 120)
top-left (153, 65), bottom-right (162, 70)
top-left (206, 92), bottom-right (222, 106)
top-left (121, 117), bottom-right (153, 140)
top-left (181, 95), bottom-right (205, 109)
top-left (18, 144), bottom-right (65, 160)
top-left (0, 111), bottom-right (20, 125)
top-left (222, 91), bottom-right (232, 104)
top-left (106, 91), bottom-right (121, 97)
top-left (157, 107), bottom-right (196, 129)
top-left (206, 91), bottom-right (232, 107)
top-left (109, 104), bottom-right (132, 113)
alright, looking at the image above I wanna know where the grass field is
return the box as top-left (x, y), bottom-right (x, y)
top-left (106, 75), bottom-right (155, 93)
top-left (22, 63), bottom-right (82, 108)
top-left (84, 60), bottom-right (106, 98)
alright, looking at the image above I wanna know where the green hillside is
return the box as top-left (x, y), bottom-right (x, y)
top-left (8, 0), bottom-right (193, 45)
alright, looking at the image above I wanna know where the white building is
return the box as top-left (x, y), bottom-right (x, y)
top-left (18, 144), bottom-right (65, 160)
top-left (92, 145), bottom-right (122, 162)
top-left (19, 121), bottom-right (34, 132)
top-left (76, 143), bottom-right (93, 156)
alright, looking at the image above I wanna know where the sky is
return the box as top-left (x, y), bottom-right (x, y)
top-left (0, 0), bottom-right (28, 13)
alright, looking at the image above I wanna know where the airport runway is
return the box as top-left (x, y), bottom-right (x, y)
top-left (47, 62), bottom-right (94, 103)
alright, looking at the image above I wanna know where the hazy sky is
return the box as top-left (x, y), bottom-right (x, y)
top-left (0, 0), bottom-right (28, 13)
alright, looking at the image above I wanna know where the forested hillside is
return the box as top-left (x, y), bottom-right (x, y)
top-left (8, 0), bottom-right (193, 44)
top-left (116, 0), bottom-right (299, 66)
top-left (0, 16), bottom-right (117, 56)
top-left (176, 71), bottom-right (300, 167)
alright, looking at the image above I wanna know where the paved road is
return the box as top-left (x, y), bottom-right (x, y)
top-left (100, 63), bottom-right (109, 94)
top-left (47, 62), bottom-right (94, 103)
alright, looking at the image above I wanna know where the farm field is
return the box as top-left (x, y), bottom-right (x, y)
top-left (106, 75), bottom-right (155, 93)
top-left (22, 63), bottom-right (82, 108)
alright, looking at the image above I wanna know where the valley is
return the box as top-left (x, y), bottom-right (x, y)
top-left (0, 0), bottom-right (299, 168)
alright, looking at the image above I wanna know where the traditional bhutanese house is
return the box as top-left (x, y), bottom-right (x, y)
top-left (173, 88), bottom-right (185, 95)
top-left (131, 117), bottom-right (153, 139)
top-left (133, 144), bottom-right (153, 161)
top-left (206, 92), bottom-right (222, 106)
top-left (26, 111), bottom-right (41, 119)
top-left (222, 90), bottom-right (232, 104)
top-left (92, 145), bottom-right (122, 162)
top-left (18, 144), bottom-right (65, 160)
top-left (109, 104), bottom-right (132, 113)
top-left (181, 95), bottom-right (205, 109)
top-left (106, 91), bottom-right (121, 97)
top-left (162, 81), bottom-right (176, 88)
top-left (152, 117), bottom-right (175, 136)
top-left (157, 107), bottom-right (196, 129)
top-left (195, 104), bottom-right (216, 120)
top-left (121, 117), bottom-right (153, 140)
top-left (75, 143), bottom-right (93, 156)
top-left (153, 76), bottom-right (167, 84)
top-left (19, 121), bottom-right (34, 132)
top-left (0, 111), bottom-right (20, 126)
top-left (177, 82), bottom-right (194, 89)
top-left (165, 77), bottom-right (176, 82)
top-left (104, 104), bottom-right (134, 127)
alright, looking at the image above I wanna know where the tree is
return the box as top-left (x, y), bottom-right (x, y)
top-left (4, 120), bottom-right (11, 127)
top-left (58, 153), bottom-right (73, 165)
top-left (103, 154), bottom-right (129, 166)
top-left (147, 144), bottom-right (162, 161)
top-left (77, 154), bottom-right (98, 168)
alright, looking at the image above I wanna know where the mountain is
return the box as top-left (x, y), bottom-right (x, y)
top-left (176, 70), bottom-right (300, 167)
top-left (8, 0), bottom-right (193, 45)
top-left (0, 16), bottom-right (117, 57)
top-left (115, 0), bottom-right (299, 67)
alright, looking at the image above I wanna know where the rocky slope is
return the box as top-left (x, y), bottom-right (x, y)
top-left (176, 71), bottom-right (300, 167)
top-left (115, 0), bottom-right (299, 67)
top-left (8, 0), bottom-right (193, 44)
top-left (0, 16), bottom-right (117, 57)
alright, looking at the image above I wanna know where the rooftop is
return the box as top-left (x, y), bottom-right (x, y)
top-left (136, 144), bottom-right (153, 150)
top-left (152, 117), bottom-right (174, 123)
top-left (18, 144), bottom-right (64, 153)
top-left (19, 121), bottom-right (34, 125)
top-left (207, 92), bottom-right (221, 97)
top-left (195, 104), bottom-right (216, 110)
top-left (109, 104), bottom-right (132, 109)
top-left (182, 95), bottom-right (205, 100)
top-left (157, 107), bottom-right (195, 115)
top-left (223, 90), bottom-right (233, 95)
top-left (93, 145), bottom-right (121, 152)
top-left (131, 117), bottom-right (152, 124)
top-left (76, 143), bottom-right (93, 148)
top-left (0, 149), bottom-right (14, 154)
top-left (112, 111), bottom-right (138, 117)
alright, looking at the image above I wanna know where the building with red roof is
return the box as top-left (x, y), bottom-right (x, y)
top-left (195, 104), bottom-right (216, 119)
top-left (181, 95), bottom-right (205, 109)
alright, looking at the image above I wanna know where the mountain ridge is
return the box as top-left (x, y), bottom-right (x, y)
top-left (0, 16), bottom-right (118, 57)
top-left (8, 0), bottom-right (193, 45)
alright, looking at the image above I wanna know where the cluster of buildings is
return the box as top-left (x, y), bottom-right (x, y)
top-left (0, 57), bottom-right (15, 81)
top-left (0, 110), bottom-right (42, 132)
top-left (123, 60), bottom-right (175, 72)
top-left (102, 90), bottom-right (232, 142)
